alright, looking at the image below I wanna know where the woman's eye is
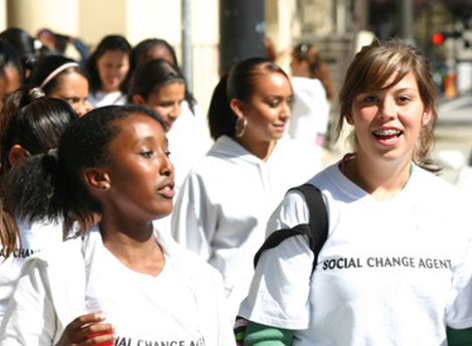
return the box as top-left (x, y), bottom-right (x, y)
top-left (165, 151), bottom-right (171, 157)
top-left (363, 95), bottom-right (377, 103)
top-left (266, 100), bottom-right (280, 108)
top-left (398, 95), bottom-right (411, 103)
top-left (65, 98), bottom-right (79, 104)
top-left (140, 151), bottom-right (154, 158)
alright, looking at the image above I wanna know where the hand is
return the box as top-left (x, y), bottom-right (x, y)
top-left (55, 312), bottom-right (115, 346)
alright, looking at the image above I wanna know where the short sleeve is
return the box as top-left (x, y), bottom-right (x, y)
top-left (238, 191), bottom-right (315, 330)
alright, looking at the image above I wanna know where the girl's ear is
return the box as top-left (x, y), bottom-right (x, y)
top-left (230, 98), bottom-right (247, 119)
top-left (83, 167), bottom-right (111, 192)
top-left (8, 144), bottom-right (30, 167)
top-left (132, 94), bottom-right (145, 106)
top-left (422, 108), bottom-right (433, 126)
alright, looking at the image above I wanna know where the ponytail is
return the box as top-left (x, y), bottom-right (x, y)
top-left (2, 153), bottom-right (66, 224)
top-left (208, 74), bottom-right (236, 140)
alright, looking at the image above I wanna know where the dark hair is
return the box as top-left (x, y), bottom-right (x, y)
top-left (337, 38), bottom-right (438, 171)
top-left (293, 43), bottom-right (335, 101)
top-left (29, 55), bottom-right (89, 95)
top-left (130, 38), bottom-right (178, 72)
top-left (0, 87), bottom-right (78, 172)
top-left (265, 38), bottom-right (276, 62)
top-left (0, 40), bottom-right (24, 86)
top-left (129, 58), bottom-right (185, 103)
top-left (86, 35), bottom-right (131, 93)
top-left (129, 38), bottom-right (196, 113)
top-left (0, 87), bottom-right (78, 258)
top-left (209, 57), bottom-right (289, 140)
top-left (2, 105), bottom-right (165, 231)
top-left (0, 28), bottom-right (36, 73)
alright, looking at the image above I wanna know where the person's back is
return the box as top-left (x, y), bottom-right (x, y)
top-left (289, 43), bottom-right (334, 148)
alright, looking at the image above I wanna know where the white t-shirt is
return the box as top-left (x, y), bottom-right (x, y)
top-left (0, 219), bottom-right (63, 325)
top-left (172, 135), bottom-right (321, 319)
top-left (84, 232), bottom-right (205, 345)
top-left (88, 90), bottom-right (127, 108)
top-left (239, 163), bottom-right (472, 345)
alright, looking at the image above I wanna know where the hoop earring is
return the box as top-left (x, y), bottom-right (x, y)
top-left (235, 117), bottom-right (247, 138)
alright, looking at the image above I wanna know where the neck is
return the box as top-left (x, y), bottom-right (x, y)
top-left (343, 154), bottom-right (412, 201)
top-left (98, 215), bottom-right (164, 276)
top-left (235, 136), bottom-right (276, 162)
top-left (101, 85), bottom-right (119, 93)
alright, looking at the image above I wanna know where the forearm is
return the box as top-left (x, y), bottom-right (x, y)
top-left (244, 321), bottom-right (294, 346)
top-left (447, 326), bottom-right (472, 346)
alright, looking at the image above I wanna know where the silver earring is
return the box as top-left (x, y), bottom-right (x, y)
top-left (235, 117), bottom-right (247, 138)
top-left (102, 182), bottom-right (110, 190)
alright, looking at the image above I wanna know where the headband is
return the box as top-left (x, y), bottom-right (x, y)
top-left (39, 62), bottom-right (80, 90)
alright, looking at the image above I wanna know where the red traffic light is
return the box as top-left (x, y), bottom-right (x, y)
top-left (432, 32), bottom-right (445, 46)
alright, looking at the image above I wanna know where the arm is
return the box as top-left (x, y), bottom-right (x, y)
top-left (0, 259), bottom-right (114, 346)
top-left (244, 321), bottom-right (294, 346)
top-left (0, 261), bottom-right (57, 346)
top-left (447, 327), bottom-right (472, 346)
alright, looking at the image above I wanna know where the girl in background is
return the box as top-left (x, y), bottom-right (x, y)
top-left (86, 35), bottom-right (131, 107)
top-left (0, 28), bottom-right (36, 79)
top-left (29, 55), bottom-right (92, 116)
top-left (289, 43), bottom-right (334, 149)
top-left (130, 38), bottom-right (179, 78)
top-left (129, 38), bottom-right (210, 144)
top-left (129, 58), bottom-right (210, 190)
top-left (171, 57), bottom-right (320, 319)
top-left (0, 41), bottom-right (23, 111)
top-left (0, 87), bottom-right (78, 326)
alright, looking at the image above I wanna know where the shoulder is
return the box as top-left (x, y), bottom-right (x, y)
top-left (156, 229), bottom-right (223, 281)
top-left (185, 137), bottom-right (245, 175)
top-left (413, 166), bottom-right (465, 200)
top-left (266, 166), bottom-right (335, 229)
top-left (32, 235), bottom-right (82, 263)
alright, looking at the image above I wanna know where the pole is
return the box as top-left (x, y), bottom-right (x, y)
top-left (399, 0), bottom-right (414, 44)
top-left (219, 0), bottom-right (265, 75)
top-left (181, 0), bottom-right (193, 92)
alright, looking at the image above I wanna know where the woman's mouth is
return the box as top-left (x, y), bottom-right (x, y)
top-left (273, 123), bottom-right (287, 132)
top-left (157, 183), bottom-right (175, 199)
top-left (372, 129), bottom-right (403, 145)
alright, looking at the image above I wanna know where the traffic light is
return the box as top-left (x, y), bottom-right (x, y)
top-left (432, 31), bottom-right (462, 46)
top-left (432, 32), bottom-right (445, 46)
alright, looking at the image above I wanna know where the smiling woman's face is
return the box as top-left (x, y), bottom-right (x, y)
top-left (237, 71), bottom-right (293, 143)
top-left (347, 71), bottom-right (431, 165)
top-left (96, 50), bottom-right (129, 93)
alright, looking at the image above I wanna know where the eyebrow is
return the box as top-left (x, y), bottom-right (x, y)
top-left (134, 134), bottom-right (169, 146)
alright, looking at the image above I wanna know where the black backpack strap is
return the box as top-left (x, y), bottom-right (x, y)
top-left (253, 184), bottom-right (328, 272)
top-left (293, 184), bottom-right (328, 270)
